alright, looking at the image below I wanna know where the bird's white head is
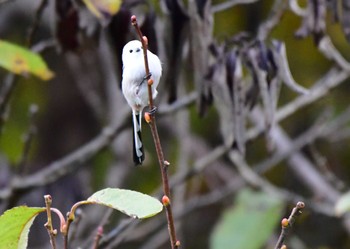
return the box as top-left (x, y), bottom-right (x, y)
top-left (122, 40), bottom-right (143, 65)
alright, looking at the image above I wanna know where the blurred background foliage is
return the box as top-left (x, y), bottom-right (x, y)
top-left (1, 0), bottom-right (350, 249)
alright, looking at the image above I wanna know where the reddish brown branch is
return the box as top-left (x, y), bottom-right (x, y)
top-left (131, 15), bottom-right (179, 249)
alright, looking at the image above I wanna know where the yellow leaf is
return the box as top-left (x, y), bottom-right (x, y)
top-left (0, 40), bottom-right (54, 81)
top-left (82, 0), bottom-right (121, 23)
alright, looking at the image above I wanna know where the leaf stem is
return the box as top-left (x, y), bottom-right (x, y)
top-left (131, 15), bottom-right (179, 249)
top-left (63, 200), bottom-right (91, 248)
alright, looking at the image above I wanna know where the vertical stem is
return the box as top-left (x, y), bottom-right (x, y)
top-left (131, 15), bottom-right (179, 249)
top-left (149, 119), bottom-right (177, 247)
top-left (44, 195), bottom-right (57, 249)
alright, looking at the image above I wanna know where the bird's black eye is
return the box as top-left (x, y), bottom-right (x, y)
top-left (129, 49), bottom-right (133, 53)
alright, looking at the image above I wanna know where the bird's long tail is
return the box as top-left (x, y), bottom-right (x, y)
top-left (132, 111), bottom-right (144, 165)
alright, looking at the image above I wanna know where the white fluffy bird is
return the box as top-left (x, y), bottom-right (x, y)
top-left (121, 40), bottom-right (162, 165)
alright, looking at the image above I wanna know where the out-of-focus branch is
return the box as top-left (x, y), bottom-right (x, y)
top-left (289, 0), bottom-right (307, 16)
top-left (26, 0), bottom-right (49, 47)
top-left (246, 67), bottom-right (350, 141)
top-left (0, 74), bottom-right (17, 130)
top-left (16, 104), bottom-right (39, 175)
top-left (228, 150), bottom-right (333, 215)
top-left (211, 0), bottom-right (259, 13)
top-left (255, 106), bottom-right (350, 174)
top-left (257, 0), bottom-right (288, 40)
top-left (0, 108), bottom-right (129, 200)
top-left (249, 107), bottom-right (340, 203)
top-left (318, 36), bottom-right (350, 71)
top-left (158, 91), bottom-right (197, 115)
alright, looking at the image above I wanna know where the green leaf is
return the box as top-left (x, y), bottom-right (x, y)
top-left (335, 191), bottom-right (350, 216)
top-left (82, 0), bottom-right (121, 24)
top-left (0, 206), bottom-right (45, 249)
top-left (0, 40), bottom-right (54, 80)
top-left (87, 188), bottom-right (163, 219)
top-left (210, 188), bottom-right (284, 249)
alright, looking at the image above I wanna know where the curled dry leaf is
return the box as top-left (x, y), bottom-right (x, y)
top-left (271, 40), bottom-right (309, 95)
top-left (226, 51), bottom-right (246, 154)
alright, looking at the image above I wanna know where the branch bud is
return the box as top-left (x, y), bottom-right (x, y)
top-left (142, 36), bottom-right (148, 46)
top-left (175, 240), bottom-right (181, 247)
top-left (148, 78), bottom-right (154, 86)
top-left (144, 112), bottom-right (151, 123)
top-left (131, 15), bottom-right (137, 26)
top-left (281, 218), bottom-right (289, 228)
top-left (97, 226), bottom-right (103, 235)
top-left (296, 201), bottom-right (305, 209)
top-left (44, 195), bottom-right (52, 204)
top-left (162, 195), bottom-right (171, 206)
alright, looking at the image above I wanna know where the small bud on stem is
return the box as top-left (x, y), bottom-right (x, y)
top-left (162, 195), bottom-right (171, 206)
top-left (142, 36), bottom-right (148, 46)
top-left (131, 15), bottom-right (137, 26)
top-left (281, 218), bottom-right (289, 228)
top-left (144, 112), bottom-right (151, 123)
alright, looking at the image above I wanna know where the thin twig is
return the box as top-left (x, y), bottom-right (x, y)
top-left (274, 202), bottom-right (305, 249)
top-left (17, 104), bottom-right (39, 175)
top-left (92, 226), bottom-right (104, 249)
top-left (0, 74), bottom-right (17, 131)
top-left (131, 15), bottom-right (179, 249)
top-left (26, 0), bottom-right (49, 47)
top-left (212, 0), bottom-right (259, 13)
top-left (44, 195), bottom-right (57, 249)
top-left (257, 0), bottom-right (288, 40)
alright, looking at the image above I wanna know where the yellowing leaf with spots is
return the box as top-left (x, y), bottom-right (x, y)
top-left (82, 0), bottom-right (121, 25)
top-left (0, 40), bottom-right (54, 80)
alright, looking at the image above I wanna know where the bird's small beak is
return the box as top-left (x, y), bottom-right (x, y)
top-left (136, 48), bottom-right (141, 52)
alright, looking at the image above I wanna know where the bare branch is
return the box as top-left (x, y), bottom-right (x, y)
top-left (212, 0), bottom-right (259, 13)
top-left (247, 67), bottom-right (350, 141)
top-left (0, 107), bottom-right (129, 200)
top-left (257, 0), bottom-right (288, 40)
top-left (318, 36), bottom-right (350, 71)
